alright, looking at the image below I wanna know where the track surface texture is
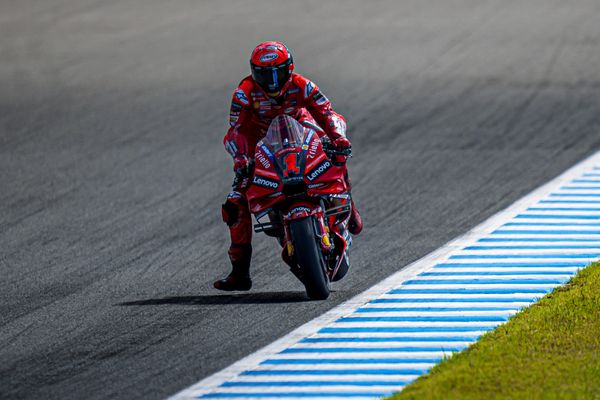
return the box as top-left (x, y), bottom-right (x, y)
top-left (1, 1), bottom-right (600, 399)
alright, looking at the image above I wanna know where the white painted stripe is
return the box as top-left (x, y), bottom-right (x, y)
top-left (248, 362), bottom-right (435, 370)
top-left (310, 332), bottom-right (486, 340)
top-left (271, 351), bottom-right (454, 359)
top-left (410, 274), bottom-right (573, 280)
top-left (230, 374), bottom-right (420, 382)
top-left (207, 386), bottom-right (406, 393)
top-left (251, 364), bottom-right (434, 371)
top-left (290, 342), bottom-right (474, 349)
top-left (421, 267), bottom-right (580, 273)
top-left (377, 293), bottom-right (545, 300)
top-left (339, 311), bottom-right (517, 317)
top-left (169, 154), bottom-right (600, 399)
top-left (358, 301), bottom-right (530, 308)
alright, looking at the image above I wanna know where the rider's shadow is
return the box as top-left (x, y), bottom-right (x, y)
top-left (116, 291), bottom-right (311, 306)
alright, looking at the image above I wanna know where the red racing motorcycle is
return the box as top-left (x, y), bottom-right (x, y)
top-left (246, 115), bottom-right (354, 300)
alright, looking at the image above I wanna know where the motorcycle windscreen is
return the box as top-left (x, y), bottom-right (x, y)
top-left (264, 115), bottom-right (306, 153)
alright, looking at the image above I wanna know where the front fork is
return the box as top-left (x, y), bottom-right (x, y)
top-left (283, 204), bottom-right (334, 259)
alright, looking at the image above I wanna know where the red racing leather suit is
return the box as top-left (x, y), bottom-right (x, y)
top-left (222, 73), bottom-right (348, 264)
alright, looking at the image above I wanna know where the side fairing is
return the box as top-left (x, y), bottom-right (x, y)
top-left (247, 142), bottom-right (283, 214)
top-left (303, 133), bottom-right (348, 196)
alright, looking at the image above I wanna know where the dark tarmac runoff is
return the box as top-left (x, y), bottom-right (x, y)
top-left (1, 1), bottom-right (600, 399)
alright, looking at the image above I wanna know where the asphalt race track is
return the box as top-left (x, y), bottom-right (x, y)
top-left (2, 1), bottom-right (600, 399)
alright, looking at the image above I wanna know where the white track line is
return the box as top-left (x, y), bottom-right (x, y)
top-left (169, 151), bottom-right (600, 399)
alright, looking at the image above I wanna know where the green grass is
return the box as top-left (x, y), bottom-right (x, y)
top-left (389, 262), bottom-right (600, 400)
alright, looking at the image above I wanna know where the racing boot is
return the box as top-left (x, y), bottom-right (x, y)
top-left (214, 244), bottom-right (252, 291)
top-left (348, 199), bottom-right (363, 235)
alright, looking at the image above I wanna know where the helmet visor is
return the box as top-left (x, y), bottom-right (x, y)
top-left (251, 61), bottom-right (291, 94)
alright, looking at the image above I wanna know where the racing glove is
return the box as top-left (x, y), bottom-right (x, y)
top-left (333, 137), bottom-right (352, 153)
top-left (233, 155), bottom-right (252, 178)
top-left (332, 137), bottom-right (352, 164)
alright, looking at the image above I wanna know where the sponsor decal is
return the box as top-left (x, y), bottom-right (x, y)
top-left (253, 102), bottom-right (260, 109)
top-left (307, 136), bottom-right (320, 159)
top-left (268, 191), bottom-right (283, 198)
top-left (290, 99), bottom-right (297, 106)
top-left (227, 191), bottom-right (242, 199)
top-left (252, 175), bottom-right (279, 189)
top-left (259, 53), bottom-right (279, 62)
top-left (313, 90), bottom-right (329, 105)
top-left (308, 183), bottom-right (324, 189)
top-left (234, 89), bottom-right (249, 105)
top-left (284, 107), bottom-right (294, 113)
top-left (302, 144), bottom-right (309, 150)
top-left (229, 116), bottom-right (239, 127)
top-left (306, 160), bottom-right (331, 182)
top-left (225, 140), bottom-right (238, 156)
top-left (304, 81), bottom-right (315, 99)
top-left (259, 143), bottom-right (274, 160)
top-left (289, 206), bottom-right (312, 217)
top-left (265, 45), bottom-right (280, 51)
top-left (256, 151), bottom-right (271, 169)
top-left (259, 110), bottom-right (267, 114)
top-left (330, 116), bottom-right (347, 135)
top-left (260, 100), bottom-right (271, 106)
top-left (231, 103), bottom-right (242, 111)
top-left (288, 87), bottom-right (300, 94)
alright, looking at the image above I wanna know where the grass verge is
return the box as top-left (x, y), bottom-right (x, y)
top-left (390, 262), bottom-right (600, 400)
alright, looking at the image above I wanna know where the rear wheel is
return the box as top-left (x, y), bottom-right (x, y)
top-left (289, 217), bottom-right (330, 300)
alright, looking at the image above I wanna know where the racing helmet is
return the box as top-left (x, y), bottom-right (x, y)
top-left (250, 41), bottom-right (294, 98)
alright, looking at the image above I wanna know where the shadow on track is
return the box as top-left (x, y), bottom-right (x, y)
top-left (117, 291), bottom-right (311, 306)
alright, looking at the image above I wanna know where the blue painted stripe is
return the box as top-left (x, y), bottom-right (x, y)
top-left (241, 368), bottom-right (428, 376)
top-left (515, 214), bottom-right (600, 220)
top-left (280, 346), bottom-right (465, 353)
top-left (561, 186), bottom-right (600, 190)
top-left (507, 222), bottom-right (600, 226)
top-left (465, 245), bottom-right (600, 250)
top-left (221, 380), bottom-right (411, 387)
top-left (301, 337), bottom-right (477, 343)
top-left (550, 193), bottom-right (600, 197)
top-left (539, 200), bottom-right (600, 204)
top-left (449, 254), bottom-right (600, 259)
top-left (370, 297), bottom-right (537, 303)
top-left (435, 262), bottom-right (586, 267)
top-left (492, 230), bottom-right (600, 235)
top-left (582, 174), bottom-right (600, 177)
top-left (403, 278), bottom-right (565, 284)
top-left (478, 238), bottom-right (600, 242)
top-left (421, 270), bottom-right (575, 276)
top-left (202, 392), bottom-right (393, 398)
top-left (572, 180), bottom-right (600, 183)
top-left (262, 358), bottom-right (442, 365)
top-left (356, 306), bottom-right (519, 312)
top-left (528, 207), bottom-right (600, 211)
top-left (388, 288), bottom-right (550, 294)
top-left (319, 327), bottom-right (495, 333)
top-left (337, 315), bottom-right (507, 322)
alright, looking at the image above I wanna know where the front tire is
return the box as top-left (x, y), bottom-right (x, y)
top-left (289, 217), bottom-right (330, 300)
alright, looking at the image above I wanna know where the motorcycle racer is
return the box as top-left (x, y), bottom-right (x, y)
top-left (215, 41), bottom-right (362, 291)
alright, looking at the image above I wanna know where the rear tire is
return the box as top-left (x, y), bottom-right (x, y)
top-left (289, 217), bottom-right (330, 300)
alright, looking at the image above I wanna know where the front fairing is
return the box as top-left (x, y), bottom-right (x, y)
top-left (247, 127), bottom-right (348, 214)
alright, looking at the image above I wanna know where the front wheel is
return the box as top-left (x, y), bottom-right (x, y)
top-left (289, 217), bottom-right (330, 300)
